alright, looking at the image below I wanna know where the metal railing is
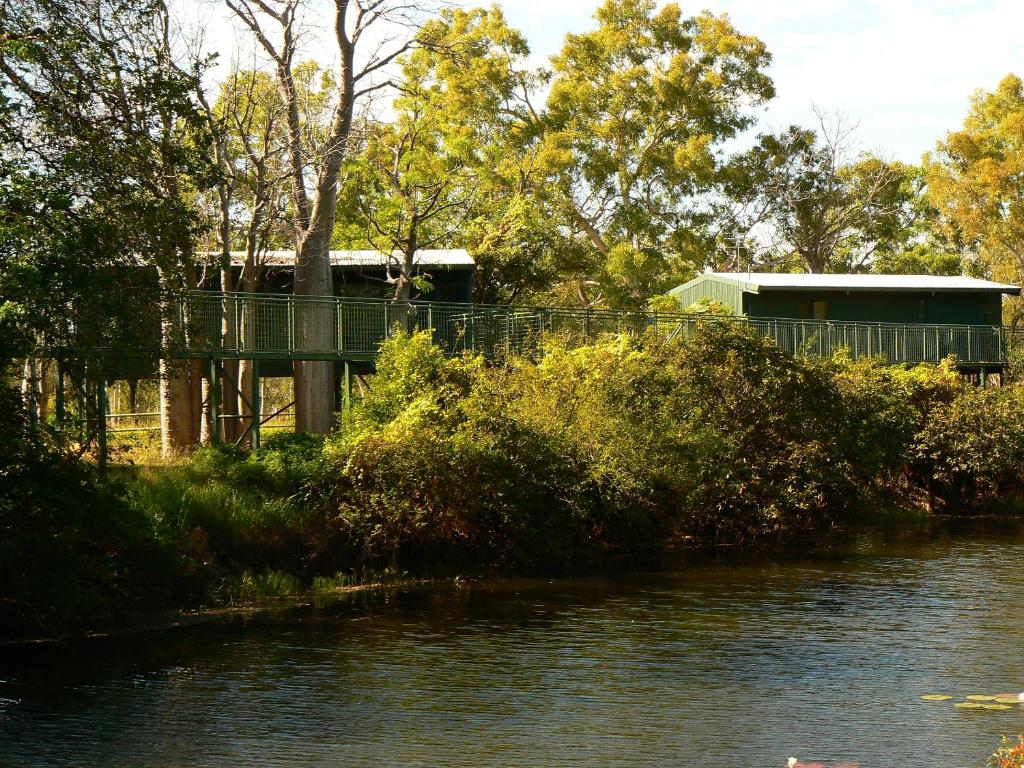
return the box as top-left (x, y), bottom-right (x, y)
top-left (101, 291), bottom-right (1024, 367)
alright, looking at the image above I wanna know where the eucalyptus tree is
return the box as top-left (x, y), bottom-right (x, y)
top-left (341, 6), bottom-right (543, 301)
top-left (925, 74), bottom-right (1024, 322)
top-left (225, 0), bottom-right (430, 434)
top-left (722, 118), bottom-right (918, 274)
top-left (539, 0), bottom-right (774, 309)
top-left (0, 0), bottom-right (214, 454)
top-left (195, 65), bottom-right (292, 440)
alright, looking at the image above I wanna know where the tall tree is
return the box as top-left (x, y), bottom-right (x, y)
top-left (196, 66), bottom-right (291, 440)
top-left (925, 73), bottom-right (1024, 322)
top-left (539, 0), bottom-right (773, 308)
top-left (0, 0), bottom-right (213, 455)
top-left (341, 6), bottom-right (538, 301)
top-left (226, 0), bottom-right (425, 434)
top-left (723, 117), bottom-right (916, 274)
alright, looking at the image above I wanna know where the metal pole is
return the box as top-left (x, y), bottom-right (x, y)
top-left (288, 296), bottom-right (295, 353)
top-left (97, 371), bottom-right (108, 471)
top-left (343, 360), bottom-right (351, 412)
top-left (251, 358), bottom-right (261, 450)
top-left (209, 357), bottom-right (221, 443)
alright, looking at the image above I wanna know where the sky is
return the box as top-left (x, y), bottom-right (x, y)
top-left (185, 0), bottom-right (1024, 163)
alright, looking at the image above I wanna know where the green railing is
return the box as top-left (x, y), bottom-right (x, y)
top-left (170, 291), bottom-right (1023, 367)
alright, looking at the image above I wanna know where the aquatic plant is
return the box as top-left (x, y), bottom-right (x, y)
top-left (989, 735), bottom-right (1024, 768)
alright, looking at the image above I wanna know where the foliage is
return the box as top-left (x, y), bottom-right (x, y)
top-left (829, 357), bottom-right (964, 492)
top-left (539, 0), bottom-right (774, 307)
top-left (926, 74), bottom-right (1024, 323)
top-left (916, 384), bottom-right (1024, 509)
top-left (0, 0), bottom-right (212, 352)
top-left (990, 736), bottom-right (1024, 768)
top-left (0, 383), bottom-right (176, 635)
top-left (723, 123), bottom-right (922, 274)
top-left (132, 434), bottom-right (328, 586)
top-left (311, 326), bottom-right (964, 569)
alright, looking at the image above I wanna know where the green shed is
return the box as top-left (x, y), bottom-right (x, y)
top-left (669, 272), bottom-right (1020, 325)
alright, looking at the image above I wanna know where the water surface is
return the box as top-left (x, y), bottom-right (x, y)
top-left (3, 527), bottom-right (1024, 767)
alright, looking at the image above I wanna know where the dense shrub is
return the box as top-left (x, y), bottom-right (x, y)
top-left (132, 432), bottom-right (331, 586)
top-left (311, 324), bottom-right (958, 570)
top-left (916, 385), bottom-right (1024, 509)
top-left (0, 385), bottom-right (175, 635)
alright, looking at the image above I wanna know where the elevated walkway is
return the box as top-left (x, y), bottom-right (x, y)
top-left (140, 291), bottom-right (1022, 369)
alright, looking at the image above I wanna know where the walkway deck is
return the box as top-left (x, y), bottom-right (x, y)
top-left (161, 291), bottom-right (1021, 368)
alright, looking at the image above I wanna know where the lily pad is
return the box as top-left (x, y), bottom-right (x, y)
top-left (995, 696), bottom-right (1021, 705)
top-left (983, 704), bottom-right (1013, 711)
top-left (954, 702), bottom-right (985, 709)
top-left (920, 694), bottom-right (953, 701)
top-left (965, 695), bottom-right (996, 701)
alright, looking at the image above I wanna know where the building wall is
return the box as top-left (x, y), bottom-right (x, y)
top-left (746, 290), bottom-right (1003, 325)
top-left (669, 277), bottom-right (745, 315)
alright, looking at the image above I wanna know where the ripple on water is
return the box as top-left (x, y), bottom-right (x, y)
top-left (3, 533), bottom-right (1024, 767)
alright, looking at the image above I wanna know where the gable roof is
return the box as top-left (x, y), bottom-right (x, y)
top-left (674, 272), bottom-right (1020, 295)
top-left (208, 249), bottom-right (475, 269)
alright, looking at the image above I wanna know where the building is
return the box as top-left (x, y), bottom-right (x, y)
top-left (201, 249), bottom-right (476, 303)
top-left (669, 272), bottom-right (1020, 325)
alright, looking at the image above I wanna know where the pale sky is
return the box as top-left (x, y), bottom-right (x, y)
top-left (183, 0), bottom-right (1024, 163)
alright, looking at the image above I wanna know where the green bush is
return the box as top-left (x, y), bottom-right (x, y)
top-left (917, 385), bottom-right (1024, 509)
top-left (0, 385), bottom-right (176, 635)
top-left (313, 324), bottom-right (932, 568)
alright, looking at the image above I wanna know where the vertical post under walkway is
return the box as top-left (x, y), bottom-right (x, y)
top-left (251, 358), bottom-right (261, 450)
top-left (208, 357), bottom-right (221, 443)
top-left (97, 371), bottom-right (108, 471)
top-left (343, 360), bottom-right (351, 413)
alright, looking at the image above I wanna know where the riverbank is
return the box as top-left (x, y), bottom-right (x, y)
top-left (6, 324), bottom-right (1024, 639)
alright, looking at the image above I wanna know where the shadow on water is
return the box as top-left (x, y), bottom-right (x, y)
top-left (3, 522), bottom-right (1024, 767)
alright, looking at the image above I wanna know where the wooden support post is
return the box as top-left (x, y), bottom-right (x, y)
top-left (209, 357), bottom-right (221, 443)
top-left (251, 358), bottom-right (261, 450)
top-left (55, 358), bottom-right (65, 428)
top-left (97, 372), bottom-right (108, 471)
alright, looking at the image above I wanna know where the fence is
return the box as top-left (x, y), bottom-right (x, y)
top-left (156, 291), bottom-right (1024, 367)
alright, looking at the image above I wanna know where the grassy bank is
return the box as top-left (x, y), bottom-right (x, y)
top-left (6, 322), bottom-right (1024, 637)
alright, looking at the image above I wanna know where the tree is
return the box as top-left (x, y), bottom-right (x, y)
top-left (226, 0), bottom-right (426, 434)
top-left (539, 0), bottom-right (774, 308)
top-left (340, 6), bottom-right (538, 301)
top-left (723, 116), bottom-right (916, 274)
top-left (0, 0), bottom-right (213, 456)
top-left (196, 65), bottom-right (291, 441)
top-left (925, 74), bottom-right (1024, 322)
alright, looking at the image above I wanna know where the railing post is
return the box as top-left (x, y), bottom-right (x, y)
top-left (251, 358), bottom-right (261, 450)
top-left (342, 360), bottom-right (351, 413)
top-left (287, 296), bottom-right (295, 354)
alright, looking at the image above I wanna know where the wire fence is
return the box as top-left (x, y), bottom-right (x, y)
top-left (174, 292), bottom-right (1022, 367)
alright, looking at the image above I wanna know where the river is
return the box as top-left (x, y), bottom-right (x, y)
top-left (3, 526), bottom-right (1024, 767)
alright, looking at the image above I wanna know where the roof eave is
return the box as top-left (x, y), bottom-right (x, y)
top-left (754, 285), bottom-right (1021, 295)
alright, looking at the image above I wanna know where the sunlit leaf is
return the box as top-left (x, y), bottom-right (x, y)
top-left (983, 704), bottom-right (1013, 711)
top-left (954, 702), bottom-right (985, 709)
top-left (920, 694), bottom-right (953, 701)
top-left (965, 695), bottom-right (996, 701)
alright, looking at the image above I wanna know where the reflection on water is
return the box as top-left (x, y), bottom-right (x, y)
top-left (3, 527), bottom-right (1024, 767)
